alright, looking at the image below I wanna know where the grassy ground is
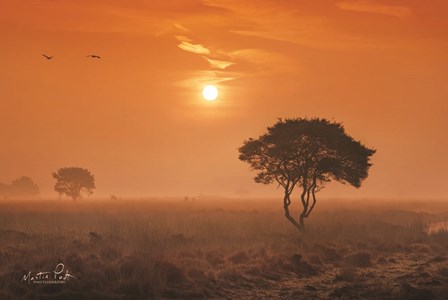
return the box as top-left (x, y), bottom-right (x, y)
top-left (0, 198), bottom-right (447, 299)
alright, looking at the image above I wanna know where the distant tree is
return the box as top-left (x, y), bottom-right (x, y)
top-left (9, 176), bottom-right (40, 198)
top-left (52, 167), bottom-right (95, 201)
top-left (239, 118), bottom-right (376, 232)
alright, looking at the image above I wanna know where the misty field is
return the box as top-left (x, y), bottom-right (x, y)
top-left (0, 198), bottom-right (447, 299)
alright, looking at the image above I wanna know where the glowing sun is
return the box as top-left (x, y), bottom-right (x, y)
top-left (202, 85), bottom-right (218, 101)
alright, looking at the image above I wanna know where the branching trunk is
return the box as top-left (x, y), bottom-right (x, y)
top-left (70, 186), bottom-right (81, 201)
top-left (283, 181), bottom-right (305, 233)
top-left (298, 176), bottom-right (309, 231)
top-left (306, 176), bottom-right (317, 218)
top-left (281, 175), bottom-right (320, 233)
top-left (306, 181), bottom-right (317, 217)
top-left (299, 176), bottom-right (319, 231)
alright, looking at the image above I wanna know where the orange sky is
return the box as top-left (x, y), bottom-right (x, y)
top-left (1, 0), bottom-right (447, 199)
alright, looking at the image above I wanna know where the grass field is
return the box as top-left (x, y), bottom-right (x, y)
top-left (0, 198), bottom-right (447, 299)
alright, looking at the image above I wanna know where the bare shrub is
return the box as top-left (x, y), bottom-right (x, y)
top-left (410, 243), bottom-right (432, 254)
top-left (308, 254), bottom-right (323, 265)
top-left (290, 254), bottom-right (317, 276)
top-left (399, 282), bottom-right (436, 300)
top-left (344, 251), bottom-right (372, 268)
top-left (228, 251), bottom-right (249, 264)
top-left (205, 251), bottom-right (225, 267)
top-left (316, 245), bottom-right (342, 262)
top-left (154, 260), bottom-right (187, 286)
top-left (376, 257), bottom-right (387, 264)
top-left (335, 266), bottom-right (357, 282)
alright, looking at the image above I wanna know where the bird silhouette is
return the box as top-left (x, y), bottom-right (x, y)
top-left (86, 55), bottom-right (101, 59)
top-left (42, 54), bottom-right (53, 60)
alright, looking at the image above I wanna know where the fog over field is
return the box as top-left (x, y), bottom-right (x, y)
top-left (0, 198), bottom-right (447, 299)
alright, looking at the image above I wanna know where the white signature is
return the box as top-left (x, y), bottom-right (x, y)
top-left (22, 263), bottom-right (77, 285)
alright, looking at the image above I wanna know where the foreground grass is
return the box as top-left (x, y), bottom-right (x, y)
top-left (0, 198), bottom-right (447, 299)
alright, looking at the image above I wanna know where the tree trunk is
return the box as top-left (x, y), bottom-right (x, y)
top-left (283, 190), bottom-right (305, 233)
top-left (297, 177), bottom-right (319, 232)
top-left (284, 210), bottom-right (305, 233)
top-left (298, 183), bottom-right (309, 232)
top-left (299, 213), bottom-right (306, 231)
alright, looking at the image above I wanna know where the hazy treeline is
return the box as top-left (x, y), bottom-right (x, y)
top-left (0, 176), bottom-right (39, 199)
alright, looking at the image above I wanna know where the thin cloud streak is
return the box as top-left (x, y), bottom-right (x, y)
top-left (205, 57), bottom-right (234, 69)
top-left (177, 41), bottom-right (211, 55)
top-left (174, 35), bottom-right (192, 42)
top-left (337, 1), bottom-right (411, 17)
top-left (205, 1), bottom-right (371, 50)
top-left (174, 22), bottom-right (189, 32)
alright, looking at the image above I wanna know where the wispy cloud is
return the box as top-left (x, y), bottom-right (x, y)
top-left (172, 0), bottom-right (415, 89)
top-left (177, 41), bottom-right (211, 55)
top-left (337, 1), bottom-right (411, 17)
top-left (173, 27), bottom-right (236, 79)
top-left (176, 70), bottom-right (239, 87)
top-left (229, 49), bottom-right (295, 73)
top-left (203, 1), bottom-right (375, 50)
top-left (173, 22), bottom-right (189, 32)
top-left (174, 35), bottom-right (192, 42)
top-left (204, 57), bottom-right (234, 69)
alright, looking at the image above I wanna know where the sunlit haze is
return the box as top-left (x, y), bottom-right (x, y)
top-left (0, 0), bottom-right (447, 199)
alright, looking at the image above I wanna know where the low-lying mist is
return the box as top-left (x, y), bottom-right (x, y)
top-left (0, 198), bottom-right (447, 299)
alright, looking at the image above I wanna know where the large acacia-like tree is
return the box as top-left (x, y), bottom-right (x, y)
top-left (239, 118), bottom-right (375, 232)
top-left (52, 167), bottom-right (95, 201)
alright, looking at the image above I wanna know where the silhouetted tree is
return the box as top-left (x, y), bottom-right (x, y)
top-left (0, 177), bottom-right (39, 199)
top-left (239, 118), bottom-right (375, 232)
top-left (52, 167), bottom-right (95, 201)
top-left (9, 176), bottom-right (40, 198)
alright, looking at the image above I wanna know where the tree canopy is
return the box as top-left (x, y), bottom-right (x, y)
top-left (0, 176), bottom-right (39, 199)
top-left (9, 176), bottom-right (40, 198)
top-left (52, 167), bottom-right (95, 201)
top-left (239, 118), bottom-right (376, 232)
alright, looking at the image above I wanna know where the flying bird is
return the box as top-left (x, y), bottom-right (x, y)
top-left (42, 54), bottom-right (53, 60)
top-left (86, 55), bottom-right (101, 59)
